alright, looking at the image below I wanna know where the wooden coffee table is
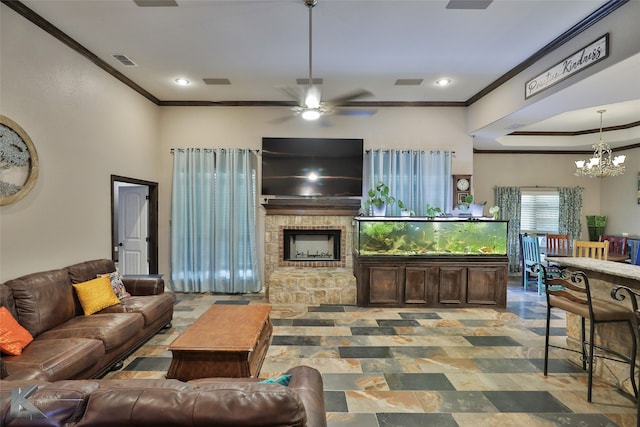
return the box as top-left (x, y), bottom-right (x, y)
top-left (167, 304), bottom-right (272, 381)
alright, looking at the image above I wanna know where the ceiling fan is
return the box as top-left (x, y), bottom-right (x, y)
top-left (279, 0), bottom-right (375, 122)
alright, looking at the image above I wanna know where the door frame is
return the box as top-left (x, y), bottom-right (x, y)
top-left (111, 175), bottom-right (159, 274)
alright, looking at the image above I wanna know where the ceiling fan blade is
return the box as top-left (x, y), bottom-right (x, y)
top-left (276, 85), bottom-right (305, 106)
top-left (326, 89), bottom-right (373, 106)
top-left (269, 114), bottom-right (297, 124)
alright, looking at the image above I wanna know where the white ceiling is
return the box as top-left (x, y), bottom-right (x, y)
top-left (16, 0), bottom-right (640, 151)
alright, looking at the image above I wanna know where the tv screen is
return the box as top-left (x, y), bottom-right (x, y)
top-left (261, 137), bottom-right (363, 197)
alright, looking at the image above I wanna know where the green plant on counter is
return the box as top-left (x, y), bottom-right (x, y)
top-left (425, 203), bottom-right (443, 217)
top-left (488, 205), bottom-right (500, 219)
top-left (366, 181), bottom-right (395, 208)
top-left (463, 194), bottom-right (486, 206)
top-left (397, 200), bottom-right (415, 216)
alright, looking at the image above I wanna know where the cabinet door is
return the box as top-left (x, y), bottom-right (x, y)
top-left (405, 267), bottom-right (426, 304)
top-left (437, 266), bottom-right (467, 304)
top-left (369, 266), bottom-right (402, 304)
top-left (467, 266), bottom-right (506, 305)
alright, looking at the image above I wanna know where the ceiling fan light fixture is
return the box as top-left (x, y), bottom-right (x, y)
top-left (301, 108), bottom-right (321, 121)
top-left (304, 89), bottom-right (321, 109)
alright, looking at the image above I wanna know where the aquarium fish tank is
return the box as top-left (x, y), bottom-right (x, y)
top-left (354, 217), bottom-right (508, 256)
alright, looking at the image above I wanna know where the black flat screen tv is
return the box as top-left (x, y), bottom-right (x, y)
top-left (261, 137), bottom-right (363, 197)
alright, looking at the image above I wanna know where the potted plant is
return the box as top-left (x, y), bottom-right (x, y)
top-left (463, 194), bottom-right (486, 217)
top-left (366, 181), bottom-right (395, 216)
top-left (397, 200), bottom-right (414, 217)
top-left (488, 205), bottom-right (500, 219)
top-left (586, 215), bottom-right (607, 241)
top-left (425, 203), bottom-right (443, 217)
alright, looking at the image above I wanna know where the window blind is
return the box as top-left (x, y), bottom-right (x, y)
top-left (521, 190), bottom-right (559, 234)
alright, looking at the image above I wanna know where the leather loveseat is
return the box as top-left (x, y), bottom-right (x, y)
top-left (0, 259), bottom-right (175, 381)
top-left (0, 365), bottom-right (326, 427)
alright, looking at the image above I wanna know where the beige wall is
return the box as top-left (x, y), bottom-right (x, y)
top-left (0, 7), bottom-right (160, 281)
top-left (157, 106), bottom-right (470, 280)
top-left (474, 149), bottom-right (640, 240)
top-left (600, 147), bottom-right (640, 237)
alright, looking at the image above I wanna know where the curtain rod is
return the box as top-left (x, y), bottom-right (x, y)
top-left (365, 149), bottom-right (455, 154)
top-left (494, 185), bottom-right (584, 189)
top-left (170, 148), bottom-right (260, 154)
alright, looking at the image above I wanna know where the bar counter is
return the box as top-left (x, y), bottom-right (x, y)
top-left (546, 256), bottom-right (640, 396)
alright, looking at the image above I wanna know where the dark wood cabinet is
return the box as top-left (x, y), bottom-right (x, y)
top-left (354, 254), bottom-right (507, 308)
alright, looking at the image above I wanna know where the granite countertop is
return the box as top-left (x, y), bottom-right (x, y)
top-left (546, 257), bottom-right (640, 281)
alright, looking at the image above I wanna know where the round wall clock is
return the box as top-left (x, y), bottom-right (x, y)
top-left (0, 116), bottom-right (39, 206)
top-left (456, 178), bottom-right (470, 191)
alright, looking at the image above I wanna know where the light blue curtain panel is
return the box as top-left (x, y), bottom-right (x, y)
top-left (363, 149), bottom-right (452, 216)
top-left (170, 148), bottom-right (261, 293)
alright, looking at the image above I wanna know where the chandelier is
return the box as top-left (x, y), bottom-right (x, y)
top-left (574, 109), bottom-right (626, 178)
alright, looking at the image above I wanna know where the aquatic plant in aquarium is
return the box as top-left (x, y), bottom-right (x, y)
top-left (356, 219), bottom-right (507, 256)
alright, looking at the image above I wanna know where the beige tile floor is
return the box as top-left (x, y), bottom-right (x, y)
top-left (104, 279), bottom-right (638, 427)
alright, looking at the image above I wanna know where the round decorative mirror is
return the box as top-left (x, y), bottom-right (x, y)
top-left (0, 116), bottom-right (39, 206)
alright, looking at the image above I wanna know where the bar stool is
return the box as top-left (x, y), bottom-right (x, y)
top-left (541, 265), bottom-right (638, 402)
top-left (611, 285), bottom-right (640, 426)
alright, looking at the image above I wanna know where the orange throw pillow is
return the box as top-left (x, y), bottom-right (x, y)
top-left (0, 306), bottom-right (33, 355)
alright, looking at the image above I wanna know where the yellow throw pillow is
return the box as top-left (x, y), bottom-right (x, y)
top-left (73, 276), bottom-right (120, 315)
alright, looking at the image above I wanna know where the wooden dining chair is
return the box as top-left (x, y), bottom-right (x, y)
top-left (546, 233), bottom-right (570, 253)
top-left (599, 235), bottom-right (628, 256)
top-left (573, 240), bottom-right (609, 260)
top-left (521, 236), bottom-right (544, 294)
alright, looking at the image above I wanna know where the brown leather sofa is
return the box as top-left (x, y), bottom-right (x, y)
top-left (0, 365), bottom-right (326, 427)
top-left (0, 259), bottom-right (175, 381)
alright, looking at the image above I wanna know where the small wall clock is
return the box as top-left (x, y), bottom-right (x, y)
top-left (0, 116), bottom-right (39, 206)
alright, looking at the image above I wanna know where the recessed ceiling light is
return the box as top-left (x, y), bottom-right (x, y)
top-left (174, 78), bottom-right (190, 86)
top-left (435, 78), bottom-right (452, 87)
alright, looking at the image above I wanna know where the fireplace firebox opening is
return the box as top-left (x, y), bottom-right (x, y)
top-left (283, 229), bottom-right (341, 262)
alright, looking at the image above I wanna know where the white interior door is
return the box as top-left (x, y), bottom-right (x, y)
top-left (117, 185), bottom-right (149, 275)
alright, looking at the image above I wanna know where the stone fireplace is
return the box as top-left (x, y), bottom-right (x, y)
top-left (263, 199), bottom-right (358, 305)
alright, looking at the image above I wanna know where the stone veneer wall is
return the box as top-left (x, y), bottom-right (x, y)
top-left (265, 214), bottom-right (357, 305)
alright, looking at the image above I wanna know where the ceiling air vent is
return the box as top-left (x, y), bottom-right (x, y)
top-left (296, 78), bottom-right (323, 85)
top-left (133, 0), bottom-right (178, 7)
top-left (394, 79), bottom-right (423, 86)
top-left (446, 0), bottom-right (493, 9)
top-left (203, 78), bottom-right (231, 85)
top-left (112, 54), bottom-right (137, 66)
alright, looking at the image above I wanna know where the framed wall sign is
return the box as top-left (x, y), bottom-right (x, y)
top-left (0, 116), bottom-right (39, 205)
top-left (525, 33), bottom-right (609, 99)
